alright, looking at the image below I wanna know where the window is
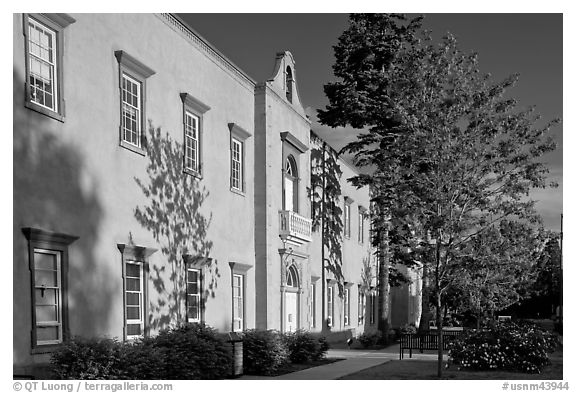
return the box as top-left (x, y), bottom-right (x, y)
top-left (284, 155), bottom-right (299, 212)
top-left (344, 202), bottom-right (351, 238)
top-left (184, 111), bottom-right (200, 172)
top-left (228, 123), bottom-right (251, 194)
top-left (232, 274), bottom-right (244, 332)
top-left (115, 50), bottom-right (155, 155)
top-left (186, 268), bottom-right (201, 323)
top-left (121, 74), bottom-right (142, 148)
top-left (343, 288), bottom-right (350, 326)
top-left (358, 209), bottom-right (365, 243)
top-left (180, 93), bottom-right (210, 177)
top-left (231, 138), bottom-right (243, 191)
top-left (358, 289), bottom-right (365, 325)
top-left (23, 227), bottom-right (78, 352)
top-left (118, 243), bottom-right (156, 340)
top-left (286, 66), bottom-right (293, 103)
top-left (124, 261), bottom-right (144, 339)
top-left (309, 283), bottom-right (316, 328)
top-left (370, 293), bottom-right (376, 325)
top-left (327, 285), bottom-right (333, 328)
top-left (23, 13), bottom-right (75, 121)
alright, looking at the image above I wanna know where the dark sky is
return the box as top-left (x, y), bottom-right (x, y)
top-left (179, 13), bottom-right (563, 231)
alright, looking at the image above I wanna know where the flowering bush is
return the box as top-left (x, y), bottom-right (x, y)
top-left (448, 321), bottom-right (559, 373)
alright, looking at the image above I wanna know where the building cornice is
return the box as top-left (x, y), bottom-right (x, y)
top-left (157, 13), bottom-right (255, 91)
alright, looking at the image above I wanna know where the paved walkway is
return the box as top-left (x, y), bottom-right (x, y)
top-left (240, 344), bottom-right (448, 380)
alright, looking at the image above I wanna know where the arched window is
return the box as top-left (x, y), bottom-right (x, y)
top-left (283, 155), bottom-right (299, 212)
top-left (286, 66), bottom-right (293, 103)
top-left (286, 265), bottom-right (299, 288)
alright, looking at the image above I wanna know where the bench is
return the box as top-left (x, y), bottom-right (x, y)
top-left (399, 330), bottom-right (465, 359)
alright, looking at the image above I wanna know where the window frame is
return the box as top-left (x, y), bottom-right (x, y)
top-left (117, 243), bottom-right (157, 341)
top-left (186, 267), bottom-right (202, 323)
top-left (22, 13), bottom-right (75, 122)
top-left (327, 285), bottom-right (334, 328)
top-left (180, 93), bottom-right (210, 178)
top-left (124, 260), bottom-right (144, 339)
top-left (358, 287), bottom-right (366, 325)
top-left (23, 227), bottom-right (78, 354)
top-left (344, 201), bottom-right (351, 239)
top-left (358, 208), bottom-right (365, 244)
top-left (309, 282), bottom-right (316, 328)
top-left (370, 293), bottom-right (376, 325)
top-left (115, 50), bottom-right (155, 156)
top-left (343, 288), bottom-right (350, 326)
top-left (232, 274), bottom-right (244, 332)
top-left (228, 122), bottom-right (251, 195)
top-left (229, 262), bottom-right (252, 332)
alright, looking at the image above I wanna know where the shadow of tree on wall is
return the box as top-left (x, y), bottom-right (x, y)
top-left (13, 68), bottom-right (112, 354)
top-left (309, 133), bottom-right (345, 295)
top-left (134, 123), bottom-right (216, 332)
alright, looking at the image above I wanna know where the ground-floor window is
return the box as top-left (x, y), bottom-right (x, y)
top-left (343, 288), bottom-right (350, 326)
top-left (232, 274), bottom-right (244, 331)
top-left (370, 293), bottom-right (376, 325)
top-left (186, 268), bottom-right (201, 323)
top-left (309, 283), bottom-right (316, 328)
top-left (327, 285), bottom-right (333, 327)
top-left (358, 289), bottom-right (366, 325)
top-left (23, 227), bottom-right (78, 352)
top-left (124, 260), bottom-right (144, 339)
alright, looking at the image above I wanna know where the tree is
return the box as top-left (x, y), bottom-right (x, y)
top-left (319, 14), bottom-right (559, 377)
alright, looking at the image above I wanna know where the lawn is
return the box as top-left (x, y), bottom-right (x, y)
top-left (340, 350), bottom-right (562, 380)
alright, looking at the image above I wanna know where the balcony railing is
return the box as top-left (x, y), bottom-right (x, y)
top-left (279, 210), bottom-right (312, 246)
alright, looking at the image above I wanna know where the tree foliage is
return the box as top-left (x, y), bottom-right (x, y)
top-left (319, 13), bottom-right (559, 376)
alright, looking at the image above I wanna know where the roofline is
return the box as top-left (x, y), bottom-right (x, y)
top-left (160, 13), bottom-right (256, 86)
top-left (309, 129), bottom-right (361, 175)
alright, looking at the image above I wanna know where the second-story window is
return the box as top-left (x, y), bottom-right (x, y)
top-left (344, 202), bottom-right (351, 238)
top-left (23, 14), bottom-right (75, 121)
top-left (115, 50), bottom-right (155, 156)
top-left (121, 73), bottom-right (142, 148)
top-left (184, 111), bottom-right (200, 173)
top-left (284, 155), bottom-right (299, 212)
top-left (180, 93), bottom-right (210, 178)
top-left (231, 138), bottom-right (243, 191)
top-left (358, 209), bottom-right (365, 244)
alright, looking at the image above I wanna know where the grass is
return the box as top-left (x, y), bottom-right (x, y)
top-left (340, 350), bottom-right (562, 380)
top-left (268, 358), bottom-right (344, 377)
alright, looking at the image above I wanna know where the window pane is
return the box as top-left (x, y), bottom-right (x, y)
top-left (126, 292), bottom-right (140, 306)
top-left (37, 326), bottom-right (59, 342)
top-left (126, 306), bottom-right (140, 320)
top-left (35, 252), bottom-right (57, 270)
top-left (35, 288), bottom-right (57, 305)
top-left (35, 269), bottom-right (58, 287)
top-left (187, 282), bottom-right (198, 294)
top-left (126, 324), bottom-right (141, 336)
top-left (126, 263), bottom-right (141, 278)
top-left (187, 269), bottom-right (198, 283)
top-left (36, 305), bottom-right (58, 322)
top-left (126, 277), bottom-right (141, 292)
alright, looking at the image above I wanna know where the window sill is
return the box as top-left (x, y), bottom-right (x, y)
top-left (230, 187), bottom-right (245, 197)
top-left (31, 343), bottom-right (62, 355)
top-left (183, 168), bottom-right (202, 179)
top-left (120, 140), bottom-right (146, 156)
top-left (25, 101), bottom-right (65, 123)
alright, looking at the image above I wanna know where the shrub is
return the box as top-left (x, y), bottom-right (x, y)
top-left (283, 330), bottom-right (329, 363)
top-left (51, 323), bottom-right (233, 379)
top-left (399, 323), bottom-right (417, 334)
top-left (51, 337), bottom-right (122, 380)
top-left (448, 321), bottom-right (559, 373)
top-left (242, 329), bottom-right (289, 375)
top-left (357, 331), bottom-right (382, 348)
top-left (152, 323), bottom-right (233, 379)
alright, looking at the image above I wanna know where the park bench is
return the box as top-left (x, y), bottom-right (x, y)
top-left (399, 329), bottom-right (465, 359)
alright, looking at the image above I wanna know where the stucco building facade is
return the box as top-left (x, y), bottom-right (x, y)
top-left (13, 13), bottom-right (418, 375)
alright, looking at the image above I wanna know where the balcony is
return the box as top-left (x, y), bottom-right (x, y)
top-left (279, 210), bottom-right (312, 246)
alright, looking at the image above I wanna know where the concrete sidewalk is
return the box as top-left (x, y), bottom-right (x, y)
top-left (240, 344), bottom-right (450, 380)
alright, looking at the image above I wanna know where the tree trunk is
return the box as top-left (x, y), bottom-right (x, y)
top-left (377, 221), bottom-right (391, 340)
top-left (419, 264), bottom-right (432, 333)
top-left (436, 290), bottom-right (443, 378)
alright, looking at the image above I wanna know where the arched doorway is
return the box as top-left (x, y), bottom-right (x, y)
top-left (285, 264), bottom-right (300, 332)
